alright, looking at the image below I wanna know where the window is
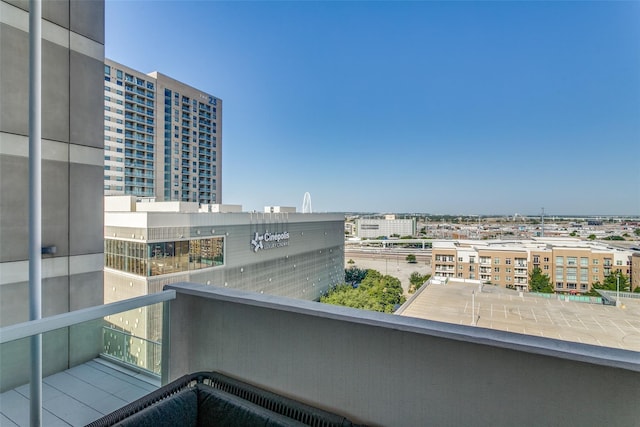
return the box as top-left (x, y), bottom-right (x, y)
top-left (104, 65), bottom-right (111, 75)
top-left (543, 257), bottom-right (549, 262)
top-left (117, 70), bottom-right (123, 79)
top-left (593, 259), bottom-right (599, 265)
top-left (494, 267), bottom-right (500, 273)
top-left (533, 255), bottom-right (539, 264)
top-left (580, 257), bottom-right (589, 266)
top-left (567, 257), bottom-right (577, 266)
top-left (506, 268), bottom-right (511, 273)
top-left (544, 265), bottom-right (549, 270)
top-left (506, 276), bottom-right (511, 281)
top-left (556, 282), bottom-right (563, 289)
top-left (580, 284), bottom-right (587, 290)
top-left (566, 267), bottom-right (577, 281)
top-left (580, 268), bottom-right (588, 283)
top-left (494, 257), bottom-right (500, 264)
top-left (494, 275), bottom-right (500, 281)
top-left (469, 256), bottom-right (475, 264)
top-left (555, 256), bottom-right (563, 266)
top-left (458, 257), bottom-right (463, 262)
top-left (592, 267), bottom-right (599, 273)
top-left (616, 260), bottom-right (623, 266)
top-left (505, 258), bottom-right (511, 265)
top-left (555, 267), bottom-right (563, 281)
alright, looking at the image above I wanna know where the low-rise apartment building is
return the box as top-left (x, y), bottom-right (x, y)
top-left (432, 238), bottom-right (635, 293)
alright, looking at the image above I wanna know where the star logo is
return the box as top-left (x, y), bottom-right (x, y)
top-left (251, 232), bottom-right (264, 252)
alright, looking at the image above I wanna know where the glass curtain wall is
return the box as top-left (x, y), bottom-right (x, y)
top-left (105, 237), bottom-right (224, 276)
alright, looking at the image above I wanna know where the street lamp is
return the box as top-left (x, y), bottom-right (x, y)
top-left (471, 290), bottom-right (476, 326)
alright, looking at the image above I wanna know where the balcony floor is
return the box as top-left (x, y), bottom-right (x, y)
top-left (0, 358), bottom-right (159, 426)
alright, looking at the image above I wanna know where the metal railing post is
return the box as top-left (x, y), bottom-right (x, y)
top-left (28, 0), bottom-right (42, 425)
top-left (161, 299), bottom-right (171, 385)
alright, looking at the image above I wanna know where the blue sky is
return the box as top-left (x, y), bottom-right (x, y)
top-left (105, 1), bottom-right (639, 216)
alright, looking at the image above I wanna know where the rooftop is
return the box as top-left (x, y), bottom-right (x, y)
top-left (397, 279), bottom-right (640, 351)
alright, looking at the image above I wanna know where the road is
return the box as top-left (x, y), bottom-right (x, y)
top-left (344, 248), bottom-right (432, 294)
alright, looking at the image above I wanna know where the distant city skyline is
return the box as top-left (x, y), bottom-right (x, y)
top-left (105, 1), bottom-right (639, 215)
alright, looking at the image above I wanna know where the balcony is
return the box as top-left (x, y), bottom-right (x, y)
top-left (2, 284), bottom-right (639, 426)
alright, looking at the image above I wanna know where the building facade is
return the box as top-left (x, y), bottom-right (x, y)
top-left (432, 238), bottom-right (635, 293)
top-left (0, 0), bottom-right (105, 389)
top-left (356, 217), bottom-right (416, 239)
top-left (103, 197), bottom-right (344, 369)
top-left (104, 59), bottom-right (221, 204)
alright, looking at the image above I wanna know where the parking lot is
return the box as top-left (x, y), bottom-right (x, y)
top-left (399, 279), bottom-right (640, 352)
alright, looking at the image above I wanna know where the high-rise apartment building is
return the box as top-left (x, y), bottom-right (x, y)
top-left (104, 59), bottom-right (221, 204)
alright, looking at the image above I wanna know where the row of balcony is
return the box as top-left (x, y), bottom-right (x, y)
top-left (125, 170), bottom-right (154, 178)
top-left (124, 104), bottom-right (153, 116)
top-left (125, 160), bottom-right (153, 169)
top-left (124, 94), bottom-right (154, 108)
top-left (129, 87), bottom-right (154, 99)
top-left (124, 141), bottom-right (153, 152)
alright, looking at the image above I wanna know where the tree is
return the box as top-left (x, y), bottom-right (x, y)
top-left (345, 266), bottom-right (367, 284)
top-left (603, 235), bottom-right (624, 241)
top-left (321, 270), bottom-right (406, 313)
top-left (588, 271), bottom-right (629, 296)
top-left (634, 228), bottom-right (640, 237)
top-left (529, 267), bottom-right (553, 293)
top-left (587, 234), bottom-right (596, 240)
top-left (569, 231), bottom-right (578, 237)
top-left (406, 254), bottom-right (417, 263)
top-left (409, 272), bottom-right (431, 293)
top-left (347, 259), bottom-right (355, 265)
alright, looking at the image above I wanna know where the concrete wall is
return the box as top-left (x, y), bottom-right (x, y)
top-left (167, 283), bottom-right (640, 427)
top-left (0, 0), bottom-right (105, 390)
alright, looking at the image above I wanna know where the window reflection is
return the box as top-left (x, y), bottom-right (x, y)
top-left (105, 237), bottom-right (224, 276)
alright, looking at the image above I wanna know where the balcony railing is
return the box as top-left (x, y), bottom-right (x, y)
top-left (0, 292), bottom-right (174, 426)
top-left (162, 283), bottom-right (640, 426)
top-left (2, 284), bottom-right (639, 426)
